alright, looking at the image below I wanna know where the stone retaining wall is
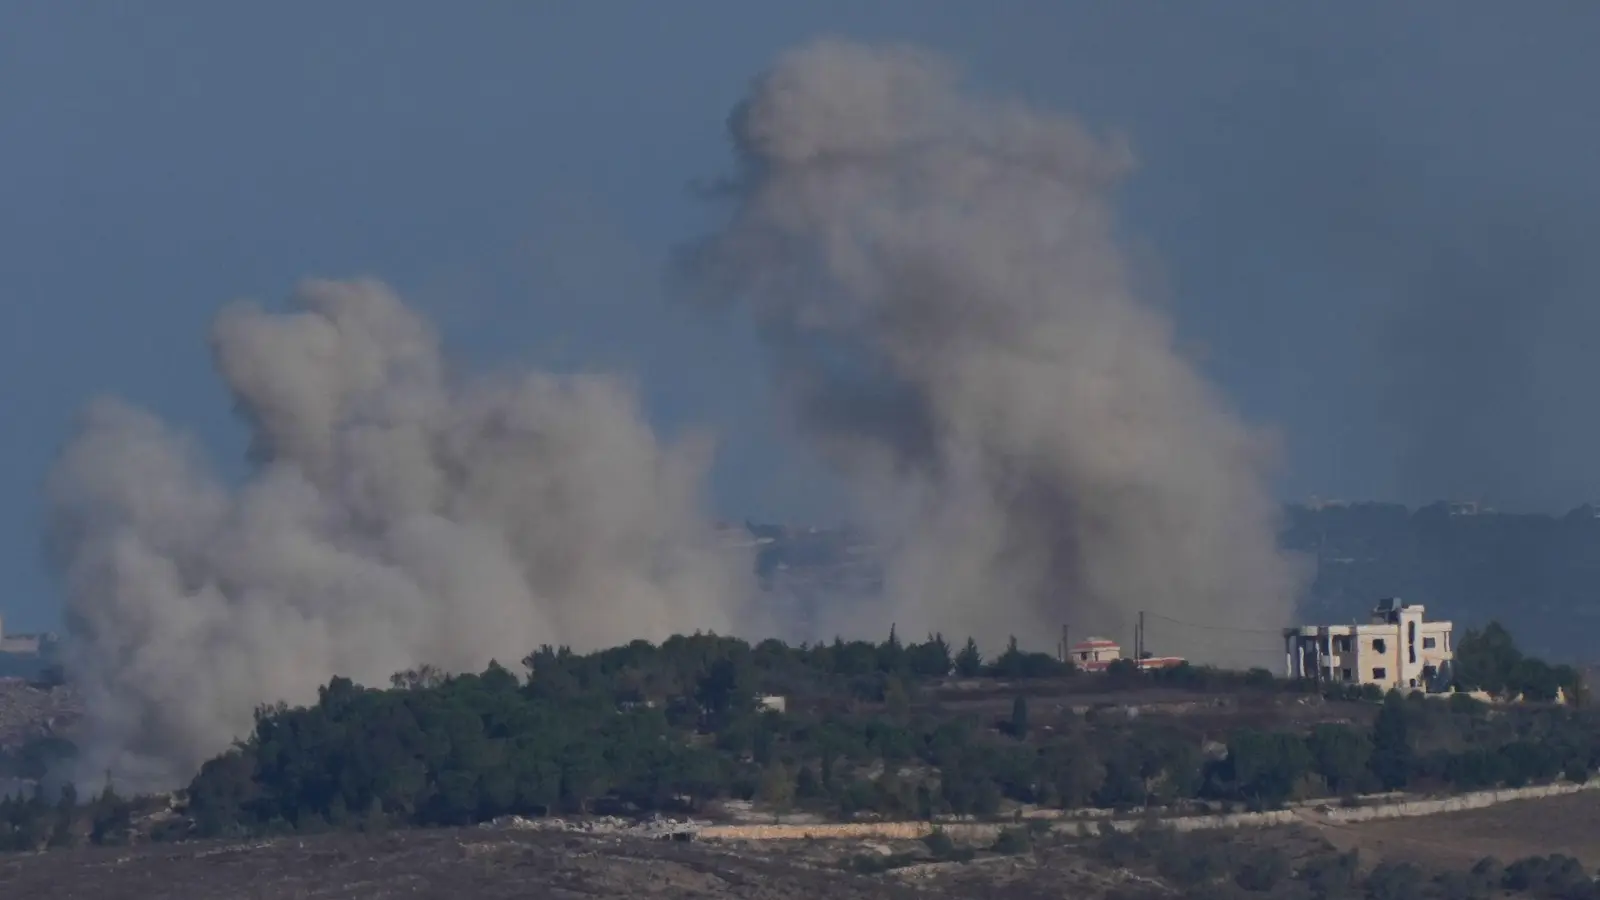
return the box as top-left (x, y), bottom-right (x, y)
top-left (1323, 779), bottom-right (1598, 823)
top-left (697, 779), bottom-right (1598, 843)
top-left (698, 821), bottom-right (1000, 842)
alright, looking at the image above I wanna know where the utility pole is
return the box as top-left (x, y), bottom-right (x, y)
top-left (1060, 624), bottom-right (1070, 663)
top-left (1137, 610), bottom-right (1145, 661)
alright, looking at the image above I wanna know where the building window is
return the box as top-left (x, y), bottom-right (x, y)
top-left (1334, 636), bottom-right (1351, 653)
top-left (1372, 667), bottom-right (1388, 680)
top-left (1372, 638), bottom-right (1387, 653)
top-left (1342, 668), bottom-right (1352, 681)
top-left (1423, 637), bottom-right (1437, 649)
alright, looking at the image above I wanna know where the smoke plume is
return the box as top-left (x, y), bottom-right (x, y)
top-left (681, 39), bottom-right (1303, 661)
top-left (46, 278), bottom-right (752, 792)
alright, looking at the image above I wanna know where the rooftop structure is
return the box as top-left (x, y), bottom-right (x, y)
top-left (1283, 598), bottom-right (1454, 692)
top-left (0, 614), bottom-right (54, 656)
top-left (1067, 637), bottom-right (1184, 672)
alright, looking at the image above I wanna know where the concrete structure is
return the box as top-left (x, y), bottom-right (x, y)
top-left (0, 614), bottom-right (49, 655)
top-left (1069, 637), bottom-right (1121, 667)
top-left (0, 635), bottom-right (42, 655)
top-left (1067, 638), bottom-right (1184, 673)
top-left (756, 695), bottom-right (787, 714)
top-left (1283, 598), bottom-right (1454, 691)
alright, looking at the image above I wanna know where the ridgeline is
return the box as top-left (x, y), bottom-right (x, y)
top-left (1, 622), bottom-right (1591, 851)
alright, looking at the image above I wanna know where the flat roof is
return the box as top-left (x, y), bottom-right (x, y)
top-left (1285, 620), bottom-right (1454, 636)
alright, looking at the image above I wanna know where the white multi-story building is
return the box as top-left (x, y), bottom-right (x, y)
top-left (1283, 598), bottom-right (1454, 692)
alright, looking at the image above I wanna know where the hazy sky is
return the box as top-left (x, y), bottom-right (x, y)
top-left (3, 2), bottom-right (1598, 629)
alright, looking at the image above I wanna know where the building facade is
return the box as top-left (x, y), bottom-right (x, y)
top-left (0, 614), bottom-right (51, 656)
top-left (1067, 638), bottom-right (1185, 672)
top-left (1283, 598), bottom-right (1454, 691)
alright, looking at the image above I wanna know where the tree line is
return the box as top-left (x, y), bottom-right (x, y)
top-left (0, 622), bottom-right (1592, 851)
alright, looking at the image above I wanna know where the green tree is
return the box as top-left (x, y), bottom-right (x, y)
top-left (992, 637), bottom-right (1027, 677)
top-left (955, 638), bottom-right (984, 678)
top-left (1452, 621), bottom-right (1522, 696)
top-left (1306, 723), bottom-right (1372, 795)
top-left (1104, 658), bottom-right (1140, 687)
top-left (757, 762), bottom-right (795, 815)
top-left (876, 626), bottom-right (906, 674)
top-left (991, 826), bottom-right (1031, 855)
top-left (1225, 729), bottom-right (1311, 807)
top-left (1137, 732), bottom-right (1203, 805)
top-left (1369, 691), bottom-right (1413, 791)
top-left (1509, 657), bottom-right (1562, 703)
top-left (1009, 695), bottom-right (1030, 739)
top-left (1042, 741), bottom-right (1103, 809)
top-left (694, 658), bottom-right (747, 727)
top-left (908, 633), bottom-right (953, 678)
top-left (795, 765), bottom-right (823, 800)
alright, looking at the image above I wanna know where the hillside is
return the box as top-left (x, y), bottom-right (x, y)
top-left (0, 625), bottom-right (1594, 898)
top-left (1282, 502), bottom-right (1600, 661)
top-left (7, 798), bottom-right (1600, 900)
top-left (0, 828), bottom-right (938, 900)
top-left (0, 622), bottom-right (1580, 847)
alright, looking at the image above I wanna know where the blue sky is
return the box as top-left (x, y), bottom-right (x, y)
top-left (3, 2), bottom-right (1597, 629)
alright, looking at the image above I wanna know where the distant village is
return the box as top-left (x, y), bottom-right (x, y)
top-left (0, 614), bottom-right (55, 658)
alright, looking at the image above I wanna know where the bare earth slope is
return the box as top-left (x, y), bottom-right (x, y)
top-left (0, 830), bottom-right (951, 900)
top-left (6, 793), bottom-right (1598, 900)
top-left (1309, 791), bottom-right (1600, 869)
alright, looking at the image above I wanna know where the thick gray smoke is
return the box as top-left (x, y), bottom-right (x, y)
top-left (681, 40), bottom-right (1304, 661)
top-left (46, 278), bottom-right (753, 792)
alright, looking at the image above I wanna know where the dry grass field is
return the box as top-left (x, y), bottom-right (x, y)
top-left (1306, 791), bottom-right (1600, 868)
top-left (0, 829), bottom-right (953, 900)
top-left (5, 793), bottom-right (1597, 900)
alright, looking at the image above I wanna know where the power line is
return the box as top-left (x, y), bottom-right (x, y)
top-left (1145, 627), bottom-right (1280, 646)
top-left (1140, 611), bottom-right (1287, 637)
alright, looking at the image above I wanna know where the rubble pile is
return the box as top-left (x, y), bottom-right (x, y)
top-left (482, 814), bottom-right (703, 839)
top-left (0, 678), bottom-right (82, 747)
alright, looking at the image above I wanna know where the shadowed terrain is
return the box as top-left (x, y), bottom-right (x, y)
top-left (0, 829), bottom-right (950, 900)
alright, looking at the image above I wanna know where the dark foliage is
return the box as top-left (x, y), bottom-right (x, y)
top-left (1095, 829), bottom-right (1600, 900)
top-left (159, 627), bottom-right (1600, 838)
top-left (3, 623), bottom-right (1595, 851)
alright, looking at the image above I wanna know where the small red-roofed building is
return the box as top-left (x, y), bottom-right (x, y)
top-left (1068, 637), bottom-right (1184, 672)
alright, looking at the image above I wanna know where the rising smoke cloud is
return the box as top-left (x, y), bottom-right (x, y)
top-left (46, 278), bottom-right (753, 792)
top-left (680, 39), bottom-right (1304, 661)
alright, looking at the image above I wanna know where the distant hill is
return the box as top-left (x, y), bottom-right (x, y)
top-left (1283, 501), bottom-right (1600, 662)
top-left (744, 502), bottom-right (1600, 663)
